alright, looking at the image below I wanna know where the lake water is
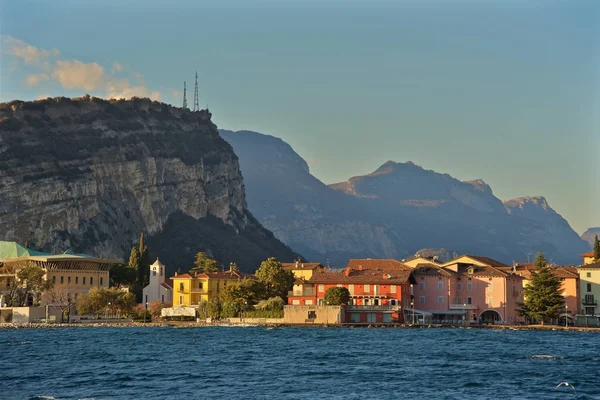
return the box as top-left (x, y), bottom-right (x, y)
top-left (1, 326), bottom-right (598, 399)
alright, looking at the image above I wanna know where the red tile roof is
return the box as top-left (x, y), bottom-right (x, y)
top-left (580, 251), bottom-right (594, 257)
top-left (463, 255), bottom-right (511, 269)
top-left (579, 261), bottom-right (600, 270)
top-left (412, 264), bottom-right (455, 276)
top-left (309, 264), bottom-right (411, 285)
top-left (515, 265), bottom-right (579, 279)
top-left (346, 259), bottom-right (411, 270)
top-left (282, 262), bottom-right (324, 270)
top-left (445, 263), bottom-right (512, 278)
top-left (171, 273), bottom-right (193, 279)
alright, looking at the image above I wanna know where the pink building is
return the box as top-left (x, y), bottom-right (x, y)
top-left (412, 255), bottom-right (525, 324)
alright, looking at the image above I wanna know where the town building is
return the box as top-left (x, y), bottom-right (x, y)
top-left (401, 255), bottom-right (442, 269)
top-left (0, 241), bottom-right (119, 307)
top-left (289, 259), bottom-right (413, 323)
top-left (578, 261), bottom-right (600, 315)
top-left (142, 258), bottom-right (173, 305)
top-left (170, 267), bottom-right (253, 306)
top-left (580, 251), bottom-right (597, 265)
top-left (283, 260), bottom-right (324, 306)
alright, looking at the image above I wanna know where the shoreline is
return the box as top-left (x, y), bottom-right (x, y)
top-left (1, 321), bottom-right (600, 331)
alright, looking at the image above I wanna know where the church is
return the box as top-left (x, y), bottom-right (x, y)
top-left (142, 258), bottom-right (173, 305)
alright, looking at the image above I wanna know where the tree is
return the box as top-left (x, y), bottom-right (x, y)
top-left (42, 285), bottom-right (78, 323)
top-left (255, 257), bottom-right (294, 300)
top-left (219, 279), bottom-right (265, 306)
top-left (594, 234), bottom-right (599, 262)
top-left (76, 287), bottom-right (136, 319)
top-left (192, 252), bottom-right (219, 273)
top-left (138, 232), bottom-right (151, 289)
top-left (77, 287), bottom-right (106, 318)
top-left (148, 300), bottom-right (171, 318)
top-left (517, 252), bottom-right (565, 325)
top-left (324, 287), bottom-right (351, 305)
top-left (5, 264), bottom-right (53, 306)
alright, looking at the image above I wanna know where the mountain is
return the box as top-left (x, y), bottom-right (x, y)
top-left (0, 97), bottom-right (297, 273)
top-left (221, 129), bottom-right (589, 265)
top-left (581, 227), bottom-right (600, 248)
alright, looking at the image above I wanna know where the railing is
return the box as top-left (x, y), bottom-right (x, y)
top-left (582, 296), bottom-right (597, 305)
top-left (190, 288), bottom-right (208, 294)
top-left (345, 305), bottom-right (400, 311)
top-left (449, 304), bottom-right (478, 310)
top-left (288, 288), bottom-right (315, 297)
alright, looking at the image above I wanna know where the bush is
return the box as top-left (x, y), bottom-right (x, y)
top-left (244, 309), bottom-right (284, 318)
top-left (256, 296), bottom-right (284, 311)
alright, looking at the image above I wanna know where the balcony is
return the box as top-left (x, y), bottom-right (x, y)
top-left (583, 296), bottom-right (597, 306)
top-left (190, 288), bottom-right (208, 294)
top-left (449, 304), bottom-right (478, 310)
top-left (288, 288), bottom-right (315, 297)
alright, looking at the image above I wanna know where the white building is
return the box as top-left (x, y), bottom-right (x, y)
top-left (142, 258), bottom-right (173, 304)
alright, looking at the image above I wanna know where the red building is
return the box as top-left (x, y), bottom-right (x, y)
top-left (288, 259), bottom-right (413, 323)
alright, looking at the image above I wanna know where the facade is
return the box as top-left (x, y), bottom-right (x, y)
top-left (282, 261), bottom-right (325, 280)
top-left (289, 259), bottom-right (413, 323)
top-left (578, 261), bottom-right (600, 315)
top-left (0, 241), bottom-right (119, 307)
top-left (142, 258), bottom-right (173, 305)
top-left (171, 269), bottom-right (252, 306)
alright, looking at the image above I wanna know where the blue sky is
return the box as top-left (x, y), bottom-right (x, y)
top-left (1, 0), bottom-right (598, 234)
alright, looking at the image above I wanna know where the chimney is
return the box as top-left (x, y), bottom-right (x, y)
top-left (295, 259), bottom-right (299, 268)
top-left (344, 267), bottom-right (352, 277)
top-left (358, 265), bottom-right (363, 271)
top-left (174, 272), bottom-right (178, 276)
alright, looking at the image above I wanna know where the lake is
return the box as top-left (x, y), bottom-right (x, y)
top-left (1, 326), bottom-right (598, 399)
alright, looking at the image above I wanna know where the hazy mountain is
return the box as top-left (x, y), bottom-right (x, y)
top-left (221, 129), bottom-right (589, 266)
top-left (581, 227), bottom-right (600, 248)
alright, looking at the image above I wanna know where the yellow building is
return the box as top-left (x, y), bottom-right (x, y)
top-left (0, 241), bottom-right (119, 306)
top-left (402, 256), bottom-right (442, 269)
top-left (580, 251), bottom-right (597, 265)
top-left (282, 261), bottom-right (325, 280)
top-left (171, 270), bottom-right (253, 306)
top-left (578, 261), bottom-right (600, 315)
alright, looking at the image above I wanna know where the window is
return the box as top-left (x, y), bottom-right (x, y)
top-left (160, 267), bottom-right (163, 276)
top-left (90, 277), bottom-right (93, 285)
top-left (308, 311), bottom-right (317, 319)
top-left (587, 283), bottom-right (592, 292)
top-left (82, 277), bottom-right (86, 285)
top-left (305, 299), bottom-right (314, 305)
top-left (587, 272), bottom-right (591, 278)
top-left (52, 276), bottom-right (56, 284)
top-left (75, 276), bottom-right (79, 284)
top-left (467, 283), bottom-right (473, 291)
top-left (419, 282), bottom-right (425, 290)
top-left (487, 297), bottom-right (493, 306)
top-left (466, 297), bottom-right (472, 305)
top-left (60, 276), bottom-right (64, 284)
top-left (350, 312), bottom-right (361, 323)
top-left (391, 285), bottom-right (396, 293)
top-left (179, 296), bottom-right (183, 305)
top-left (367, 313), bottom-right (377, 323)
top-left (68, 276), bottom-right (71, 284)
top-left (457, 283), bottom-right (462, 291)
top-left (487, 283), bottom-right (493, 291)
top-left (420, 296), bottom-right (425, 304)
top-left (390, 299), bottom-right (397, 305)
top-left (318, 284), bottom-right (324, 292)
top-left (454, 297), bottom-right (462, 304)
top-left (199, 282), bottom-right (203, 289)
top-left (292, 299), bottom-right (300, 305)
top-left (437, 282), bottom-right (443, 290)
top-left (152, 269), bottom-right (156, 277)
top-left (438, 296), bottom-right (444, 304)
top-left (374, 299), bottom-right (379, 306)
top-left (100, 277), bottom-right (103, 286)
top-left (348, 284), bottom-right (354, 295)
top-left (364, 284), bottom-right (370, 292)
top-left (180, 283), bottom-right (184, 291)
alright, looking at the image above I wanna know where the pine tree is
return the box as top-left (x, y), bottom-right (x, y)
top-left (594, 234), bottom-right (599, 262)
top-left (137, 232), bottom-right (151, 289)
top-left (517, 251), bottom-right (564, 325)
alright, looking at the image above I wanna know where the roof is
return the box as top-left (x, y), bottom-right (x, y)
top-left (579, 261), bottom-right (600, 270)
top-left (0, 241), bottom-right (49, 260)
top-left (309, 265), bottom-right (411, 285)
top-left (462, 255), bottom-right (511, 270)
top-left (515, 264), bottom-right (579, 279)
top-left (172, 273), bottom-right (194, 279)
top-left (580, 251), bottom-right (594, 257)
top-left (412, 264), bottom-right (455, 276)
top-left (445, 263), bottom-right (512, 278)
top-left (151, 258), bottom-right (165, 268)
top-left (282, 262), bottom-right (324, 270)
top-left (346, 259), bottom-right (410, 270)
top-left (171, 271), bottom-right (254, 280)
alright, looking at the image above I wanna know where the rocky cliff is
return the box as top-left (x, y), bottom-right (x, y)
top-left (0, 97), bottom-right (297, 272)
top-left (581, 227), bottom-right (600, 248)
top-left (222, 129), bottom-right (589, 266)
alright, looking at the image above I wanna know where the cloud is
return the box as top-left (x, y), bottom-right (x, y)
top-left (111, 62), bottom-right (123, 73)
top-left (36, 94), bottom-right (52, 100)
top-left (25, 73), bottom-right (50, 86)
top-left (1, 35), bottom-right (58, 64)
top-left (52, 60), bottom-right (105, 91)
top-left (106, 79), bottom-right (160, 101)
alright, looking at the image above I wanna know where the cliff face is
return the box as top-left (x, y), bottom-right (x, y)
top-left (581, 227), bottom-right (600, 249)
top-left (222, 129), bottom-right (589, 266)
top-left (0, 97), bottom-right (297, 272)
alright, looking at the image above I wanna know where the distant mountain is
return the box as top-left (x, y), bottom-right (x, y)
top-left (581, 227), bottom-right (600, 248)
top-left (221, 129), bottom-right (589, 266)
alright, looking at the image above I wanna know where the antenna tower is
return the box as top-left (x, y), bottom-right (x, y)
top-left (193, 71), bottom-right (199, 112)
top-left (182, 81), bottom-right (187, 109)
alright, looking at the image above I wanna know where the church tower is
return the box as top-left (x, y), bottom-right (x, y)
top-left (143, 257), bottom-right (173, 304)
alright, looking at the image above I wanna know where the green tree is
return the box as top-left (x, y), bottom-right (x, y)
top-left (138, 232), bottom-right (151, 289)
top-left (517, 252), bottom-right (565, 325)
top-left (77, 287), bottom-right (106, 317)
top-left (9, 264), bottom-right (53, 306)
top-left (109, 263), bottom-right (137, 288)
top-left (324, 287), bottom-right (351, 305)
top-left (594, 234), bottom-right (599, 261)
top-left (192, 252), bottom-right (219, 273)
top-left (219, 279), bottom-right (265, 306)
top-left (255, 257), bottom-right (294, 300)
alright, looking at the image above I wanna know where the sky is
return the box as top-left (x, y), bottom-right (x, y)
top-left (1, 0), bottom-right (598, 234)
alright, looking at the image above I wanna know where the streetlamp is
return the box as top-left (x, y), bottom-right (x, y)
top-left (106, 301), bottom-right (111, 324)
top-left (410, 284), bottom-right (415, 325)
top-left (463, 303), bottom-right (467, 326)
top-left (565, 303), bottom-right (568, 328)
